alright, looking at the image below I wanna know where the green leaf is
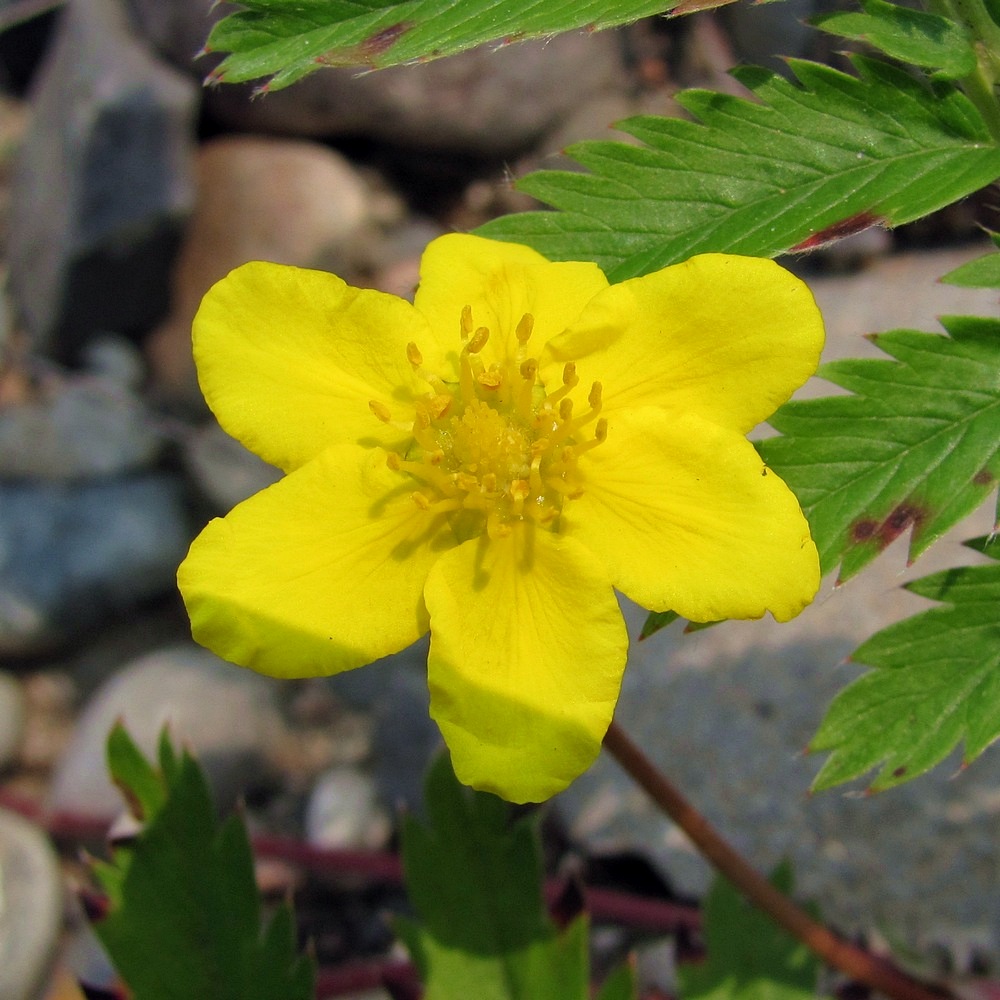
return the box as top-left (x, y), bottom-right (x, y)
top-left (399, 752), bottom-right (589, 1000)
top-left (941, 232), bottom-right (1000, 286)
top-left (678, 864), bottom-right (820, 1000)
top-left (758, 315), bottom-right (1000, 582)
top-left (813, 0), bottom-right (977, 78)
top-left (810, 535), bottom-right (1000, 792)
top-left (205, 0), bottom-right (679, 91)
top-left (596, 962), bottom-right (638, 1000)
top-left (92, 727), bottom-right (315, 1000)
top-left (105, 721), bottom-right (165, 823)
top-left (479, 56), bottom-right (1000, 281)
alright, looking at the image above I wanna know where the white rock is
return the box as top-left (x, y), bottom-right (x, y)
top-left (305, 766), bottom-right (391, 852)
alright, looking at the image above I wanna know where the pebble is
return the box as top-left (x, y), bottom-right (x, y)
top-left (0, 808), bottom-right (62, 1000)
top-left (182, 419), bottom-right (281, 513)
top-left (305, 766), bottom-right (391, 852)
top-left (48, 644), bottom-right (287, 819)
top-left (0, 473), bottom-right (189, 656)
top-left (0, 671), bottom-right (26, 767)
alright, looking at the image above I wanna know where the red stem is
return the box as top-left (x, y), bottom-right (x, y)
top-left (602, 721), bottom-right (952, 1000)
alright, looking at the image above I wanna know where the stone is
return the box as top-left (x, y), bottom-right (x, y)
top-left (182, 419), bottom-right (281, 513)
top-left (0, 353), bottom-right (161, 481)
top-left (7, 0), bottom-right (198, 359)
top-left (145, 135), bottom-right (374, 410)
top-left (0, 808), bottom-right (63, 1000)
top-left (0, 672), bottom-right (26, 768)
top-left (305, 766), bottom-right (391, 851)
top-left (127, 0), bottom-right (628, 158)
top-left (0, 473), bottom-right (189, 655)
top-left (49, 644), bottom-right (287, 819)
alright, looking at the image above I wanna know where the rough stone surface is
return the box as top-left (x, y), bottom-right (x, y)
top-left (145, 135), bottom-right (374, 410)
top-left (127, 0), bottom-right (628, 157)
top-left (0, 672), bottom-right (26, 768)
top-left (0, 366), bottom-right (161, 480)
top-left (556, 246), bottom-right (1000, 957)
top-left (48, 644), bottom-right (287, 819)
top-left (305, 766), bottom-right (391, 851)
top-left (182, 419), bottom-right (281, 513)
top-left (0, 473), bottom-right (189, 655)
top-left (7, 0), bottom-right (198, 358)
top-left (0, 808), bottom-right (62, 1000)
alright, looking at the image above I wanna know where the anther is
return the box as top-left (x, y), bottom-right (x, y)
top-left (562, 363), bottom-right (578, 387)
top-left (477, 369), bottom-right (502, 389)
top-left (588, 381), bottom-right (603, 410)
top-left (411, 492), bottom-right (431, 510)
top-left (516, 313), bottom-right (534, 344)
top-left (386, 452), bottom-right (402, 471)
top-left (369, 400), bottom-right (392, 423)
top-left (467, 326), bottom-right (490, 354)
top-left (519, 359), bottom-right (537, 382)
top-left (406, 342), bottom-right (423, 367)
top-left (595, 417), bottom-right (608, 442)
top-left (460, 304), bottom-right (474, 338)
top-left (559, 398), bottom-right (573, 421)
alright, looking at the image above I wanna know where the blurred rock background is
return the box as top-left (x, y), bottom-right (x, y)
top-left (0, 1), bottom-right (997, 998)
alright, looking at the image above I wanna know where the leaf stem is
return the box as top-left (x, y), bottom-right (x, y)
top-left (602, 721), bottom-right (952, 1000)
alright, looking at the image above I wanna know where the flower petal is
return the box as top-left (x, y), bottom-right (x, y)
top-left (414, 234), bottom-right (608, 369)
top-left (178, 444), bottom-right (450, 678)
top-left (542, 254), bottom-right (823, 432)
top-left (424, 526), bottom-right (628, 803)
top-left (194, 262), bottom-right (429, 472)
top-left (567, 408), bottom-right (820, 623)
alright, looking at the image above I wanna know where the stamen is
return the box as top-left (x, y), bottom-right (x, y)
top-left (516, 313), bottom-right (534, 344)
top-left (461, 304), bottom-right (474, 338)
top-left (467, 326), bottom-right (490, 354)
top-left (369, 400), bottom-right (392, 423)
top-left (559, 398), bottom-right (573, 421)
top-left (588, 381), bottom-right (603, 411)
top-left (406, 342), bottom-right (423, 367)
top-left (563, 363), bottom-right (578, 387)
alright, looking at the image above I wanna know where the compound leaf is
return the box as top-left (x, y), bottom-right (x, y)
top-left (678, 864), bottom-right (820, 1000)
top-left (93, 726), bottom-right (314, 1000)
top-left (941, 233), bottom-right (1000, 286)
top-left (205, 0), bottom-right (680, 91)
top-left (480, 56), bottom-right (1000, 281)
top-left (758, 315), bottom-right (1000, 583)
top-left (810, 535), bottom-right (1000, 791)
top-left (813, 0), bottom-right (977, 78)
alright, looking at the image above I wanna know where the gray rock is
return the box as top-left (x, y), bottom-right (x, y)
top-left (0, 672), bottom-right (26, 768)
top-left (0, 808), bottom-right (62, 1000)
top-left (305, 765), bottom-right (391, 851)
top-left (0, 473), bottom-right (189, 655)
top-left (49, 644), bottom-right (287, 819)
top-left (182, 420), bottom-right (281, 513)
top-left (7, 0), bottom-right (198, 358)
top-left (128, 0), bottom-right (628, 158)
top-left (0, 369), bottom-right (161, 480)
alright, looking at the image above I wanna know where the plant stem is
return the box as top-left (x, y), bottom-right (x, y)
top-left (602, 721), bottom-right (952, 1000)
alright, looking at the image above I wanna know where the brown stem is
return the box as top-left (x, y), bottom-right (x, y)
top-left (602, 721), bottom-right (951, 1000)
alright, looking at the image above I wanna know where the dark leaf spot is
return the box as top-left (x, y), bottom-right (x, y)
top-left (850, 518), bottom-right (879, 543)
top-left (973, 469), bottom-right (996, 486)
top-left (892, 766), bottom-right (907, 778)
top-left (879, 502), bottom-right (925, 547)
top-left (791, 211), bottom-right (884, 252)
top-left (361, 20), bottom-right (414, 59)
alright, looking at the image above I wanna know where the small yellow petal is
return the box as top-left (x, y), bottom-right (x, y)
top-left (424, 527), bottom-right (628, 803)
top-left (194, 261), bottom-right (429, 472)
top-left (414, 234), bottom-right (608, 367)
top-left (541, 254), bottom-right (823, 433)
top-left (568, 409), bottom-right (820, 623)
top-left (178, 444), bottom-right (449, 678)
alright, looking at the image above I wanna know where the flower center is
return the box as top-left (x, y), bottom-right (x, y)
top-left (370, 305), bottom-right (607, 540)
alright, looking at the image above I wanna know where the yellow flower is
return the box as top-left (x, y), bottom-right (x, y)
top-left (178, 235), bottom-right (823, 803)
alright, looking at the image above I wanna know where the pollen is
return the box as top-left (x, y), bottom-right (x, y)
top-left (375, 306), bottom-right (608, 540)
